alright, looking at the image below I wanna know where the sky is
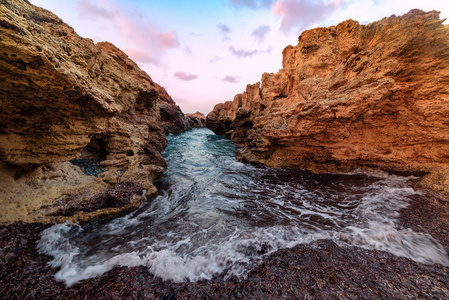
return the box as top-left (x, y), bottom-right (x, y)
top-left (30, 0), bottom-right (449, 114)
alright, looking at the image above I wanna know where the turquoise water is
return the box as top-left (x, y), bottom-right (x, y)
top-left (38, 128), bottom-right (448, 286)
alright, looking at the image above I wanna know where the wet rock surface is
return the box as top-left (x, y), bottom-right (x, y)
top-left (49, 181), bottom-right (143, 217)
top-left (1, 192), bottom-right (448, 299)
top-left (70, 159), bottom-right (108, 176)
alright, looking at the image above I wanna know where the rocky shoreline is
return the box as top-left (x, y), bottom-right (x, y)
top-left (1, 1), bottom-right (448, 298)
top-left (1, 189), bottom-right (448, 299)
top-left (206, 9), bottom-right (449, 196)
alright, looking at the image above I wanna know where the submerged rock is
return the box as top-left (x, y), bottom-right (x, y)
top-left (207, 10), bottom-right (449, 194)
top-left (0, 0), bottom-right (178, 223)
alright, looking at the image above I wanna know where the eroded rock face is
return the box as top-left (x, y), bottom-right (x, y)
top-left (0, 0), bottom-right (173, 223)
top-left (207, 10), bottom-right (449, 193)
top-left (185, 112), bottom-right (206, 128)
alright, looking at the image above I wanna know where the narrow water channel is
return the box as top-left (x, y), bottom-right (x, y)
top-left (38, 128), bottom-right (449, 286)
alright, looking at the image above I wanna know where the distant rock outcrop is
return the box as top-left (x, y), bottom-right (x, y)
top-left (185, 112), bottom-right (207, 129)
top-left (207, 10), bottom-right (449, 194)
top-left (0, 0), bottom-right (178, 223)
top-left (157, 94), bottom-right (206, 133)
top-left (156, 84), bottom-right (191, 134)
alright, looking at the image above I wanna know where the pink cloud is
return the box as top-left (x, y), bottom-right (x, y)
top-left (76, 0), bottom-right (180, 65)
top-left (124, 48), bottom-right (159, 66)
top-left (174, 72), bottom-right (198, 81)
top-left (156, 31), bottom-right (180, 49)
top-left (273, 0), bottom-right (344, 33)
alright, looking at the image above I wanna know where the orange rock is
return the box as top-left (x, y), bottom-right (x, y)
top-left (207, 10), bottom-right (449, 194)
top-left (0, 0), bottom-right (179, 223)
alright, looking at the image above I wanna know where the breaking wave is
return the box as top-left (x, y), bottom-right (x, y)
top-left (38, 128), bottom-right (449, 286)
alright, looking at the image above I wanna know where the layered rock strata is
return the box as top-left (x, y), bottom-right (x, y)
top-left (0, 0), bottom-right (173, 223)
top-left (207, 10), bottom-right (449, 194)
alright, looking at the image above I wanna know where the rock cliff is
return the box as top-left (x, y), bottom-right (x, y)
top-left (207, 10), bottom-right (449, 194)
top-left (0, 0), bottom-right (177, 223)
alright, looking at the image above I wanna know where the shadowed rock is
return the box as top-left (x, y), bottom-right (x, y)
top-left (185, 112), bottom-right (206, 128)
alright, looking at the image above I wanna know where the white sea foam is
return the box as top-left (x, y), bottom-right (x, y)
top-left (40, 204), bottom-right (448, 287)
top-left (38, 222), bottom-right (81, 269)
top-left (39, 174), bottom-right (449, 286)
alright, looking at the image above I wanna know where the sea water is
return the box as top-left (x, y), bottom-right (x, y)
top-left (38, 128), bottom-right (449, 286)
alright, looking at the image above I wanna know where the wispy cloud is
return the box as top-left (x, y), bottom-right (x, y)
top-left (273, 0), bottom-right (345, 33)
top-left (77, 1), bottom-right (114, 19)
top-left (174, 72), bottom-right (198, 81)
top-left (229, 0), bottom-right (275, 9)
top-left (228, 46), bottom-right (272, 57)
top-left (76, 0), bottom-right (180, 65)
top-left (217, 23), bottom-right (231, 41)
top-left (223, 76), bottom-right (239, 83)
top-left (209, 56), bottom-right (223, 63)
top-left (123, 48), bottom-right (159, 65)
top-left (252, 25), bottom-right (271, 43)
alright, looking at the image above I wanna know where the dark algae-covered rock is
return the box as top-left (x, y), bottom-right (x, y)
top-left (51, 181), bottom-right (143, 217)
top-left (1, 1), bottom-right (449, 299)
